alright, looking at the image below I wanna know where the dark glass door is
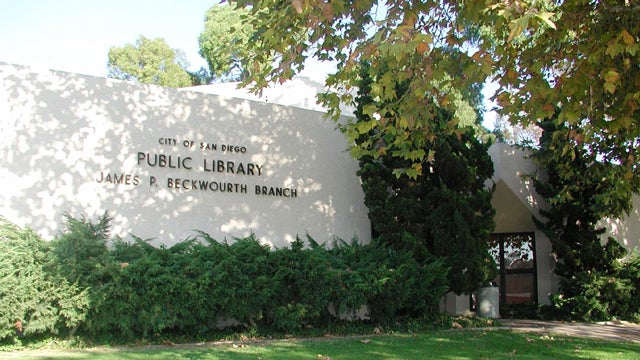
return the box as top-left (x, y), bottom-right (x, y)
top-left (489, 233), bottom-right (537, 306)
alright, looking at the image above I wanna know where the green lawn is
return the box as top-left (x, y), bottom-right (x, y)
top-left (2, 330), bottom-right (639, 360)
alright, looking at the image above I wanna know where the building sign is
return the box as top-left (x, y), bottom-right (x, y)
top-left (97, 137), bottom-right (297, 198)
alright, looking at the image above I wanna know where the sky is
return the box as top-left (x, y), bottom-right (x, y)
top-left (0, 0), bottom-right (497, 127)
top-left (0, 0), bottom-right (213, 77)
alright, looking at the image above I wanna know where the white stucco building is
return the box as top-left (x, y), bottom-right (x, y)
top-left (2, 62), bottom-right (639, 316)
top-left (0, 62), bottom-right (370, 247)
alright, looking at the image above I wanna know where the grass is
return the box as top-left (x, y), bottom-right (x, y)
top-left (2, 329), bottom-right (639, 360)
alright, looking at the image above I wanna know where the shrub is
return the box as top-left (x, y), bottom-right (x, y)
top-left (0, 217), bottom-right (89, 342)
top-left (2, 214), bottom-right (452, 341)
top-left (335, 239), bottom-right (448, 323)
top-left (87, 237), bottom-right (215, 338)
top-left (620, 254), bottom-right (640, 316)
top-left (48, 213), bottom-right (111, 289)
top-left (550, 253), bottom-right (640, 321)
top-left (266, 236), bottom-right (341, 331)
top-left (194, 233), bottom-right (273, 330)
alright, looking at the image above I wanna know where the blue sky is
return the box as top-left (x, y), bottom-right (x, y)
top-left (0, 0), bottom-right (213, 77)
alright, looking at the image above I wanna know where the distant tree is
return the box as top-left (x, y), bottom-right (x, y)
top-left (107, 36), bottom-right (192, 87)
top-left (198, 3), bottom-right (256, 81)
top-left (492, 115), bottom-right (542, 147)
top-left (187, 66), bottom-right (213, 86)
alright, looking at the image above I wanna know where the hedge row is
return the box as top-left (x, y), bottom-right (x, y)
top-left (0, 214), bottom-right (449, 342)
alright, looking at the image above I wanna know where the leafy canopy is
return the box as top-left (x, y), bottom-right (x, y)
top-left (492, 1), bottom-right (640, 182)
top-left (108, 36), bottom-right (193, 87)
top-left (233, 0), bottom-right (640, 181)
top-left (234, 0), bottom-right (491, 177)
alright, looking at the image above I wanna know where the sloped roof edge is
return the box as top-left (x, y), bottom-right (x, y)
top-left (182, 77), bottom-right (356, 116)
top-left (488, 142), bottom-right (547, 220)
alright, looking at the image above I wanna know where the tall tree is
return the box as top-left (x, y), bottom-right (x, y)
top-left (234, 0), bottom-right (491, 178)
top-left (198, 3), bottom-right (255, 81)
top-left (107, 36), bottom-right (193, 88)
top-left (232, 1), bottom-right (639, 183)
top-left (355, 62), bottom-right (496, 294)
top-left (532, 118), bottom-right (638, 319)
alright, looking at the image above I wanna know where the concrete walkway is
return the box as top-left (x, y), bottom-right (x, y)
top-left (498, 319), bottom-right (640, 343)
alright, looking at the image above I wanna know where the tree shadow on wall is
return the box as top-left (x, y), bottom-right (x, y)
top-left (0, 62), bottom-right (368, 247)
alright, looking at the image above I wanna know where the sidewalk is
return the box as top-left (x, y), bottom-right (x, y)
top-left (498, 319), bottom-right (640, 343)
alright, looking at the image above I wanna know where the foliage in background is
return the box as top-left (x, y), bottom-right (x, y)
top-left (205, 1), bottom-right (639, 313)
top-left (0, 218), bottom-right (89, 341)
top-left (353, 63), bottom-right (496, 294)
top-left (198, 3), bottom-right (256, 82)
top-left (0, 215), bottom-right (448, 343)
top-left (532, 119), bottom-right (640, 321)
top-left (107, 36), bottom-right (194, 87)
top-left (491, 115), bottom-right (542, 147)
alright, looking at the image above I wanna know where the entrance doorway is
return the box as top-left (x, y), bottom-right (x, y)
top-left (489, 232), bottom-right (537, 311)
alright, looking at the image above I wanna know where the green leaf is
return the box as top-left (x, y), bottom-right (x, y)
top-left (508, 17), bottom-right (529, 41)
top-left (536, 12), bottom-right (557, 30)
top-left (408, 149), bottom-right (426, 161)
top-left (356, 119), bottom-right (377, 134)
top-left (391, 168), bottom-right (405, 178)
top-left (397, 115), bottom-right (410, 129)
top-left (604, 82), bottom-right (616, 94)
top-left (405, 167), bottom-right (419, 179)
top-left (362, 103), bottom-right (378, 117)
top-left (604, 70), bottom-right (620, 84)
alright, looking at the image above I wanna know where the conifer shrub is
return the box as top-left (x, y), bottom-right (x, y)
top-left (620, 255), bottom-right (640, 318)
top-left (1, 214), bottom-right (450, 342)
top-left (48, 214), bottom-right (111, 289)
top-left (0, 218), bottom-right (89, 342)
top-left (328, 238), bottom-right (448, 323)
top-left (265, 236), bottom-right (339, 332)
top-left (548, 252), bottom-right (640, 321)
top-left (190, 233), bottom-right (273, 331)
